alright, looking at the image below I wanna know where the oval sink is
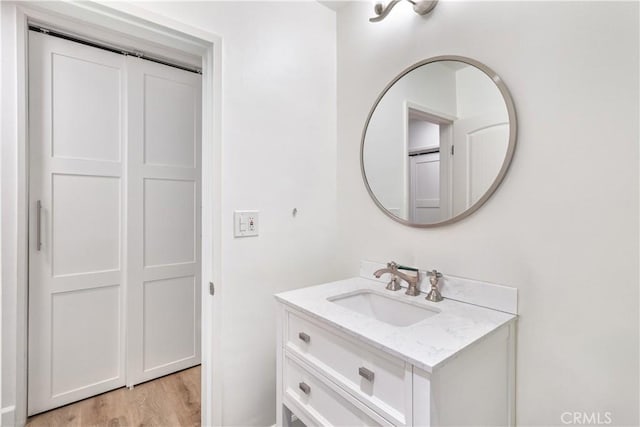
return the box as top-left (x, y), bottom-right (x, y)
top-left (328, 290), bottom-right (439, 327)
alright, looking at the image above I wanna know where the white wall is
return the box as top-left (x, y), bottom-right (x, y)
top-left (1, 2), bottom-right (337, 426)
top-left (337, 1), bottom-right (638, 426)
top-left (455, 64), bottom-right (507, 119)
top-left (408, 119), bottom-right (439, 151)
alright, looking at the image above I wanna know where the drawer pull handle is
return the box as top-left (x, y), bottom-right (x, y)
top-left (298, 332), bottom-right (310, 343)
top-left (298, 382), bottom-right (311, 395)
top-left (359, 367), bottom-right (375, 382)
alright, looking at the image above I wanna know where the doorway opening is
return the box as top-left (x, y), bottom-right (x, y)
top-left (27, 25), bottom-right (202, 419)
top-left (405, 105), bottom-right (453, 223)
top-left (5, 4), bottom-right (221, 426)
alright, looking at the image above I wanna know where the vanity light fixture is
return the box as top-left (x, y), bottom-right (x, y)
top-left (370, 0), bottom-right (438, 22)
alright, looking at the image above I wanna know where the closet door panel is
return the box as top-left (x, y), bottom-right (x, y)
top-left (127, 56), bottom-right (202, 386)
top-left (52, 174), bottom-right (121, 276)
top-left (143, 276), bottom-right (197, 370)
top-left (51, 286), bottom-right (121, 395)
top-left (144, 74), bottom-right (196, 167)
top-left (143, 178), bottom-right (196, 267)
top-left (51, 53), bottom-right (121, 161)
top-left (28, 31), bottom-right (126, 415)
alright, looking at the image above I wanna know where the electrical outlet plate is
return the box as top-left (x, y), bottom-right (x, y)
top-left (234, 210), bottom-right (259, 237)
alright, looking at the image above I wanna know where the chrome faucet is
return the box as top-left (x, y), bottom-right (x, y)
top-left (373, 262), bottom-right (420, 296)
top-left (425, 270), bottom-right (443, 302)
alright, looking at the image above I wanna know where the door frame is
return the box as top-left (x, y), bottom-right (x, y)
top-left (2, 3), bottom-right (223, 426)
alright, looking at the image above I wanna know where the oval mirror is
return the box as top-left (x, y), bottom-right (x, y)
top-left (361, 56), bottom-right (517, 227)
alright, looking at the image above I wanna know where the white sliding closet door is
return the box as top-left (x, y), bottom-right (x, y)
top-left (28, 31), bottom-right (202, 415)
top-left (126, 57), bottom-right (202, 386)
top-left (28, 31), bottom-right (127, 415)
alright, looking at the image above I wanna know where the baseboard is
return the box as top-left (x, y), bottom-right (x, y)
top-left (1, 405), bottom-right (16, 427)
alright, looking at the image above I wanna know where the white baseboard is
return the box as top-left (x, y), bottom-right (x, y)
top-left (1, 405), bottom-right (16, 427)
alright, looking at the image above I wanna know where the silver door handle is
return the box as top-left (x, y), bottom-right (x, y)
top-left (36, 200), bottom-right (42, 251)
top-left (298, 382), bottom-right (310, 395)
top-left (359, 367), bottom-right (375, 382)
top-left (298, 332), bottom-right (310, 343)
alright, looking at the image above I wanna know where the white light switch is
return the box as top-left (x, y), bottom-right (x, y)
top-left (234, 210), bottom-right (259, 237)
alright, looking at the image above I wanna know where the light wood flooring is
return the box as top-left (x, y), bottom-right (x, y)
top-left (26, 366), bottom-right (200, 427)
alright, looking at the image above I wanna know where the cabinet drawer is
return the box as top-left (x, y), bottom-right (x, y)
top-left (285, 310), bottom-right (411, 425)
top-left (283, 355), bottom-right (390, 427)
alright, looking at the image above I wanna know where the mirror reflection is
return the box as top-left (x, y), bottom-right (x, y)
top-left (362, 57), bottom-right (516, 226)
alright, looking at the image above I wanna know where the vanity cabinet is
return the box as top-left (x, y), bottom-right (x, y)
top-left (276, 305), bottom-right (516, 427)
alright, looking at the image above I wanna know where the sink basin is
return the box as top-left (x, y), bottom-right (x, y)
top-left (328, 290), bottom-right (439, 327)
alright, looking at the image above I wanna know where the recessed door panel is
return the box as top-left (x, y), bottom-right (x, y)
top-left (144, 75), bottom-right (196, 167)
top-left (52, 174), bottom-right (121, 276)
top-left (51, 286), bottom-right (121, 396)
top-left (144, 178), bottom-right (195, 267)
top-left (143, 276), bottom-right (196, 370)
top-left (52, 53), bottom-right (121, 162)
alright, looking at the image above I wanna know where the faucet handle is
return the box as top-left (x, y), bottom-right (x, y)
top-left (426, 270), bottom-right (443, 302)
top-left (427, 269), bottom-right (442, 280)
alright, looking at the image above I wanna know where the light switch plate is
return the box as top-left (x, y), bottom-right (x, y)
top-left (234, 210), bottom-right (259, 237)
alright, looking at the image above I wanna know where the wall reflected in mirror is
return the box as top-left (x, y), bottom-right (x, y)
top-left (362, 57), bottom-right (516, 226)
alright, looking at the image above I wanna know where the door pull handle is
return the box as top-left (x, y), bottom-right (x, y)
top-left (36, 200), bottom-right (42, 251)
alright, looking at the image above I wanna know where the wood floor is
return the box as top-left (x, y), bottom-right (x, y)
top-left (26, 366), bottom-right (200, 427)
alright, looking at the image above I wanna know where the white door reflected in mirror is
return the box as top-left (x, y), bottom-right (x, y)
top-left (361, 56), bottom-right (517, 227)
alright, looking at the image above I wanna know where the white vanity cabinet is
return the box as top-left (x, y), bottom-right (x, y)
top-left (275, 279), bottom-right (517, 427)
top-left (280, 309), bottom-right (413, 426)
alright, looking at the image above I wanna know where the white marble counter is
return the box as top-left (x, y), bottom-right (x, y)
top-left (275, 276), bottom-right (516, 373)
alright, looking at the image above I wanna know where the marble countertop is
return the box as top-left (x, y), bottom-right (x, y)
top-left (275, 277), bottom-right (516, 373)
